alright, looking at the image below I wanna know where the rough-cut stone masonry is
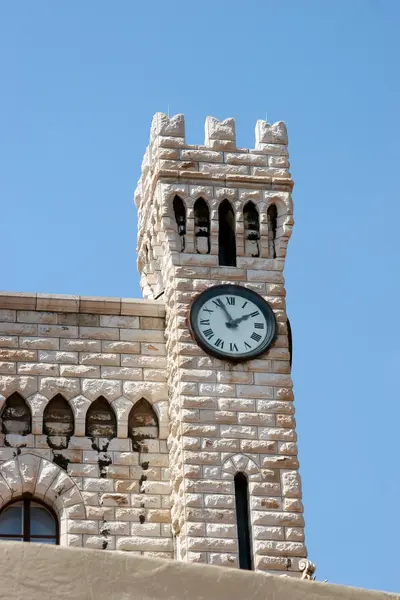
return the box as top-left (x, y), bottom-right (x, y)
top-left (0, 113), bottom-right (308, 577)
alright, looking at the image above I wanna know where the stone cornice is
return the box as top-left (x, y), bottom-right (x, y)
top-left (0, 291), bottom-right (165, 317)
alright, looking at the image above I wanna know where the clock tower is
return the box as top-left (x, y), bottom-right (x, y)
top-left (135, 113), bottom-right (308, 575)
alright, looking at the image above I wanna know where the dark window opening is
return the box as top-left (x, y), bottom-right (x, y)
top-left (234, 472), bottom-right (252, 570)
top-left (1, 392), bottom-right (31, 436)
top-left (43, 395), bottom-right (74, 438)
top-left (194, 198), bottom-right (210, 255)
top-left (218, 199), bottom-right (236, 266)
top-left (0, 498), bottom-right (58, 544)
top-left (86, 396), bottom-right (117, 439)
top-left (287, 317), bottom-right (292, 368)
top-left (243, 201), bottom-right (260, 257)
top-left (128, 398), bottom-right (159, 452)
top-left (267, 204), bottom-right (278, 259)
top-left (173, 195), bottom-right (186, 252)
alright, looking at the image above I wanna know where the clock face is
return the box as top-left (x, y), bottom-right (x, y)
top-left (189, 285), bottom-right (276, 362)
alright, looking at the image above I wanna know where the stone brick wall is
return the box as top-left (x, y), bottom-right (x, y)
top-left (0, 293), bottom-right (173, 556)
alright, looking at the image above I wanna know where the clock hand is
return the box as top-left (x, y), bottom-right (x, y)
top-left (228, 313), bottom-right (254, 327)
top-left (215, 299), bottom-right (234, 323)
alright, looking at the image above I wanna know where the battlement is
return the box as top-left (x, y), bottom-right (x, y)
top-left (134, 113), bottom-right (292, 210)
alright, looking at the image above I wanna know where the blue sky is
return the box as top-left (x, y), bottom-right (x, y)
top-left (1, 0), bottom-right (400, 592)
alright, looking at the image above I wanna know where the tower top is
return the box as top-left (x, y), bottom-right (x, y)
top-left (134, 113), bottom-right (292, 211)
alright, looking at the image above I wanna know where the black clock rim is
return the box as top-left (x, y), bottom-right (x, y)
top-left (188, 284), bottom-right (277, 362)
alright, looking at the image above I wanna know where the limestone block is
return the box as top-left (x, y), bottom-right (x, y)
top-left (237, 413), bottom-right (275, 426)
top-left (100, 366), bottom-right (142, 380)
top-left (283, 498), bottom-right (303, 513)
top-left (252, 511), bottom-right (304, 527)
top-left (0, 323), bottom-right (36, 336)
top-left (187, 536), bottom-right (237, 553)
top-left (199, 410), bottom-right (236, 424)
top-left (218, 398), bottom-right (255, 411)
top-left (18, 362), bottom-right (59, 376)
top-left (252, 525), bottom-right (284, 541)
top-left (67, 396), bottom-right (90, 421)
top-left (209, 553), bottom-right (238, 568)
top-left (151, 113), bottom-right (185, 139)
top-left (285, 527), bottom-right (304, 541)
top-left (0, 459), bottom-right (22, 495)
top-left (67, 520), bottom-right (98, 535)
top-left (278, 442), bottom-right (298, 455)
top-left (0, 309), bottom-right (16, 322)
top-left (0, 348), bottom-right (36, 362)
top-left (35, 460), bottom-right (59, 497)
top-left (0, 362), bottom-right (15, 374)
top-left (17, 311), bottom-right (57, 324)
top-left (123, 381), bottom-right (167, 403)
top-left (82, 378), bottom-right (122, 402)
top-left (257, 400), bottom-right (294, 414)
top-left (38, 350), bottom-right (78, 364)
top-left (204, 494), bottom-right (234, 508)
top-left (39, 377), bottom-right (80, 400)
top-left (261, 456), bottom-right (299, 470)
top-left (117, 536), bottom-right (173, 552)
top-left (240, 440), bottom-right (276, 454)
top-left (254, 555), bottom-right (291, 571)
top-left (255, 120), bottom-right (288, 146)
top-left (281, 470), bottom-right (302, 498)
top-left (99, 315), bottom-right (139, 329)
top-left (205, 117), bottom-right (235, 144)
top-left (0, 375), bottom-right (38, 398)
top-left (102, 341), bottom-right (140, 354)
top-left (61, 339), bottom-right (101, 352)
top-left (83, 478), bottom-right (114, 493)
top-left (259, 428), bottom-right (296, 441)
top-left (0, 336), bottom-right (18, 348)
top-left (79, 327), bottom-right (119, 341)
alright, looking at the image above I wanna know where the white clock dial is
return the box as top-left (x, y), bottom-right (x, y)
top-left (189, 285), bottom-right (276, 362)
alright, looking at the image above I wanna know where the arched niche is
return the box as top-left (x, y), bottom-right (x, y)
top-left (243, 201), bottom-right (260, 257)
top-left (85, 396), bottom-right (117, 439)
top-left (128, 398), bottom-right (159, 452)
top-left (1, 392), bottom-right (31, 436)
top-left (194, 198), bottom-right (210, 254)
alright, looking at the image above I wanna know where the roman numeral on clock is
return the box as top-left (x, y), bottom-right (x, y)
top-left (244, 342), bottom-right (252, 349)
top-left (226, 297), bottom-right (235, 305)
top-left (200, 319), bottom-right (210, 326)
top-left (212, 299), bottom-right (223, 308)
top-left (230, 342), bottom-right (238, 352)
top-left (203, 328), bottom-right (214, 340)
top-left (241, 301), bottom-right (248, 309)
top-left (254, 322), bottom-right (264, 329)
top-left (203, 307), bottom-right (213, 314)
top-left (250, 311), bottom-right (260, 318)
top-left (214, 338), bottom-right (224, 348)
top-left (251, 332), bottom-right (262, 342)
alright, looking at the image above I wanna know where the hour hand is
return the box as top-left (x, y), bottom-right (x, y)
top-left (229, 313), bottom-right (252, 327)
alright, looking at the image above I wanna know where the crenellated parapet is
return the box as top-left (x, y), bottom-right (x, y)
top-left (135, 113), bottom-right (294, 300)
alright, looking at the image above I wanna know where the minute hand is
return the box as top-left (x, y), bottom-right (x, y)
top-left (216, 300), bottom-right (233, 322)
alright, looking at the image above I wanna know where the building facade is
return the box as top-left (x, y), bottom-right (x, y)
top-left (0, 113), bottom-right (309, 576)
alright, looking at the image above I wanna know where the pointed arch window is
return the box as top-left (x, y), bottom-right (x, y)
top-left (243, 201), bottom-right (260, 257)
top-left (128, 398), bottom-right (159, 452)
top-left (234, 472), bottom-right (252, 570)
top-left (85, 397), bottom-right (117, 439)
top-left (219, 199), bottom-right (236, 266)
top-left (43, 395), bottom-right (74, 438)
top-left (267, 204), bottom-right (278, 258)
top-left (194, 198), bottom-right (210, 254)
top-left (0, 499), bottom-right (58, 544)
top-left (1, 392), bottom-right (31, 436)
top-left (173, 195), bottom-right (186, 252)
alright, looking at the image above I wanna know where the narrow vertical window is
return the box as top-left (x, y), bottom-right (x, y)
top-left (194, 198), bottom-right (210, 254)
top-left (287, 317), bottom-right (292, 368)
top-left (218, 199), bottom-right (236, 266)
top-left (234, 472), bottom-right (252, 570)
top-left (243, 201), bottom-right (260, 257)
top-left (267, 204), bottom-right (278, 258)
top-left (173, 196), bottom-right (186, 252)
